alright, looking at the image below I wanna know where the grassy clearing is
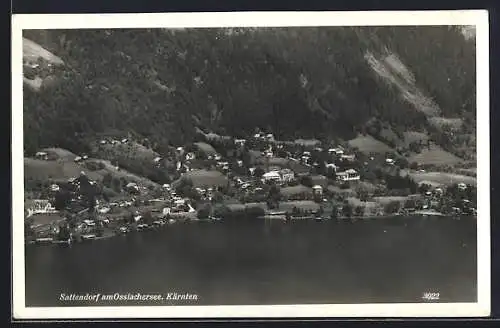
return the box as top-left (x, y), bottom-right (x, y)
top-left (24, 158), bottom-right (102, 182)
top-left (402, 131), bottom-right (429, 146)
top-left (348, 135), bottom-right (393, 154)
top-left (327, 185), bottom-right (356, 197)
top-left (279, 200), bottom-right (321, 212)
top-left (92, 160), bottom-right (159, 187)
top-left (23, 37), bottom-right (64, 65)
top-left (408, 145), bottom-right (462, 165)
top-left (294, 139), bottom-right (321, 147)
top-left (379, 128), bottom-right (403, 147)
top-left (428, 117), bottom-right (463, 130)
top-left (372, 196), bottom-right (416, 205)
top-left (346, 197), bottom-right (379, 215)
top-left (281, 185), bottom-right (313, 197)
top-left (182, 169), bottom-right (228, 188)
top-left (256, 157), bottom-right (290, 168)
top-left (193, 142), bottom-right (218, 155)
top-left (29, 213), bottom-right (64, 226)
top-left (24, 156), bottom-right (159, 188)
top-left (41, 147), bottom-right (79, 161)
top-left (409, 171), bottom-right (477, 187)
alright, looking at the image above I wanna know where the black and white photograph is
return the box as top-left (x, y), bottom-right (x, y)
top-left (12, 11), bottom-right (490, 318)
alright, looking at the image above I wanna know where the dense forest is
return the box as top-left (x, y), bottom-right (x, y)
top-left (22, 26), bottom-right (475, 156)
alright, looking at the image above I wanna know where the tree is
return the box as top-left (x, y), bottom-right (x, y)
top-left (300, 176), bottom-right (313, 188)
top-left (142, 211), bottom-right (154, 225)
top-left (253, 166), bottom-right (266, 178)
top-left (342, 203), bottom-right (352, 217)
top-left (54, 190), bottom-right (72, 211)
top-left (330, 207), bottom-right (338, 219)
top-left (197, 204), bottom-right (212, 220)
top-left (404, 198), bottom-right (416, 209)
top-left (355, 205), bottom-right (365, 217)
top-left (418, 183), bottom-right (432, 194)
top-left (102, 173), bottom-right (113, 188)
top-left (111, 177), bottom-right (122, 193)
top-left (384, 201), bottom-right (401, 214)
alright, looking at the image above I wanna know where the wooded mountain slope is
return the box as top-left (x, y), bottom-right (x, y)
top-left (22, 27), bottom-right (476, 157)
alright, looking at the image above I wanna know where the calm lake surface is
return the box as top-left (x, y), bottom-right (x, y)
top-left (25, 216), bottom-right (477, 306)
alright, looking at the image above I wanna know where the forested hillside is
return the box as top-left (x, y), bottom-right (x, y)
top-left (22, 26), bottom-right (476, 158)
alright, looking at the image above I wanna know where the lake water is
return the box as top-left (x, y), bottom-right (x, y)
top-left (24, 216), bottom-right (477, 307)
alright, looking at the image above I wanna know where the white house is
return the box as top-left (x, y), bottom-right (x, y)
top-left (457, 182), bottom-right (467, 191)
top-left (35, 151), bottom-right (48, 160)
top-left (341, 154), bottom-right (356, 162)
top-left (328, 148), bottom-right (344, 156)
top-left (326, 163), bottom-right (337, 172)
top-left (26, 199), bottom-right (58, 216)
top-left (262, 171), bottom-right (282, 183)
top-left (279, 169), bottom-right (295, 183)
top-left (336, 169), bottom-right (360, 182)
top-left (50, 184), bottom-right (60, 192)
top-left (385, 158), bottom-right (395, 165)
top-left (235, 139), bottom-right (247, 147)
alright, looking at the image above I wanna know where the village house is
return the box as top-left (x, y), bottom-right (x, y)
top-left (336, 168), bottom-right (360, 182)
top-left (326, 163), bottom-right (337, 174)
top-left (35, 151), bottom-right (48, 160)
top-left (280, 169), bottom-right (295, 183)
top-left (457, 182), bottom-right (468, 191)
top-left (341, 154), bottom-right (356, 162)
top-left (234, 139), bottom-right (247, 147)
top-left (125, 182), bottom-right (140, 194)
top-left (49, 184), bottom-right (60, 192)
top-left (385, 158), bottom-right (395, 165)
top-left (262, 171), bottom-right (282, 184)
top-left (328, 147), bottom-right (344, 156)
top-left (312, 185), bottom-right (323, 198)
top-left (26, 199), bottom-right (58, 217)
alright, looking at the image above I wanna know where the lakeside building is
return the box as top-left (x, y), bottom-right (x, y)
top-left (336, 169), bottom-right (360, 182)
top-left (262, 169), bottom-right (295, 184)
top-left (35, 151), bottom-right (48, 160)
top-left (26, 199), bottom-right (58, 217)
top-left (262, 171), bottom-right (281, 184)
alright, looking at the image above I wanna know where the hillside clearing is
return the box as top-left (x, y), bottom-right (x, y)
top-left (409, 171), bottom-right (477, 187)
top-left (24, 158), bottom-right (101, 182)
top-left (23, 38), bottom-right (64, 65)
top-left (428, 117), bottom-right (463, 130)
top-left (178, 169), bottom-right (228, 188)
top-left (402, 131), bottom-right (429, 146)
top-left (41, 148), bottom-right (79, 161)
top-left (408, 145), bottom-right (462, 165)
top-left (281, 185), bottom-right (313, 197)
top-left (348, 135), bottom-right (393, 154)
top-left (193, 142), bottom-right (218, 155)
top-left (24, 157), bottom-right (159, 188)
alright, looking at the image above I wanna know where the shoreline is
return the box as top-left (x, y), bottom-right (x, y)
top-left (27, 212), bottom-right (475, 246)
